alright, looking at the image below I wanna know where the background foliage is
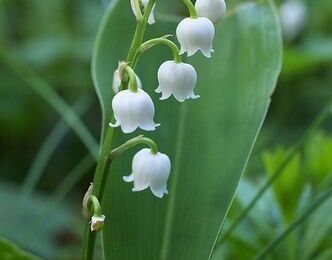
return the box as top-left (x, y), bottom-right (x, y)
top-left (0, 0), bottom-right (331, 259)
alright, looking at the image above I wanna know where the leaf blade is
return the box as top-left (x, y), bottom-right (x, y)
top-left (0, 237), bottom-right (40, 260)
top-left (92, 0), bottom-right (282, 259)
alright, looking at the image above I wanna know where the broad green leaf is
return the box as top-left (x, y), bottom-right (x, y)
top-left (0, 238), bottom-right (40, 260)
top-left (92, 0), bottom-right (282, 259)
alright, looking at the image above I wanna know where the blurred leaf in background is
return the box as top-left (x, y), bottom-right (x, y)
top-left (304, 131), bottom-right (332, 186)
top-left (220, 129), bottom-right (332, 259)
top-left (0, 237), bottom-right (40, 260)
top-left (0, 182), bottom-right (80, 259)
top-left (0, 0), bottom-right (103, 258)
top-left (263, 148), bottom-right (303, 223)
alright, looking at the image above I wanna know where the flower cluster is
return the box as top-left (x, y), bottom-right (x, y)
top-left (109, 0), bottom-right (226, 198)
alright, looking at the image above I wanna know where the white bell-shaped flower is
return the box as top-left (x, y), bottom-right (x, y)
top-left (124, 148), bottom-right (171, 198)
top-left (156, 60), bottom-right (199, 102)
top-left (195, 0), bottom-right (226, 24)
top-left (112, 69), bottom-right (142, 93)
top-left (140, 0), bottom-right (156, 25)
top-left (109, 89), bottom-right (159, 133)
top-left (176, 17), bottom-right (215, 58)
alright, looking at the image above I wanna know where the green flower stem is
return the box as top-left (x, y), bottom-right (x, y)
top-left (110, 135), bottom-right (159, 159)
top-left (82, 1), bottom-right (157, 259)
top-left (87, 195), bottom-right (103, 216)
top-left (182, 0), bottom-right (197, 18)
top-left (82, 127), bottom-right (115, 260)
top-left (140, 37), bottom-right (182, 63)
top-left (125, 66), bottom-right (139, 92)
top-left (127, 0), bottom-right (156, 65)
top-left (130, 0), bottom-right (143, 22)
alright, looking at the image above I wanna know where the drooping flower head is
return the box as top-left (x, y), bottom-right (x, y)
top-left (109, 88), bottom-right (159, 133)
top-left (176, 17), bottom-right (215, 58)
top-left (156, 60), bottom-right (199, 102)
top-left (195, 0), bottom-right (226, 24)
top-left (124, 148), bottom-right (171, 198)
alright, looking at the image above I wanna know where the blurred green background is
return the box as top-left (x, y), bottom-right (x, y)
top-left (0, 0), bottom-right (331, 259)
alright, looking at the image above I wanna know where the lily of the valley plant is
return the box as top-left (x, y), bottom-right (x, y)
top-left (82, 0), bottom-right (226, 258)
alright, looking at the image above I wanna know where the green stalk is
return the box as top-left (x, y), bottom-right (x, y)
top-left (82, 1), bottom-right (156, 259)
top-left (127, 0), bottom-right (156, 65)
top-left (125, 66), bottom-right (139, 92)
top-left (182, 0), bottom-right (197, 18)
top-left (87, 195), bottom-right (103, 216)
top-left (82, 128), bottom-right (114, 260)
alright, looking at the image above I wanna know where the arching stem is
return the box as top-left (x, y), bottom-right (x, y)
top-left (182, 0), bottom-right (197, 18)
top-left (140, 37), bottom-right (182, 63)
top-left (125, 66), bottom-right (139, 92)
top-left (110, 135), bottom-right (159, 159)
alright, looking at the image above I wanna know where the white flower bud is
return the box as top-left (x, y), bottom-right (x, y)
top-left (82, 183), bottom-right (93, 217)
top-left (112, 69), bottom-right (122, 94)
top-left (279, 0), bottom-right (307, 41)
top-left (109, 89), bottom-right (159, 133)
top-left (90, 215), bottom-right (105, 232)
top-left (131, 0), bottom-right (143, 21)
top-left (156, 60), bottom-right (199, 102)
top-left (140, 0), bottom-right (156, 25)
top-left (176, 17), bottom-right (215, 58)
top-left (123, 148), bottom-right (171, 198)
top-left (195, 0), bottom-right (226, 24)
top-left (112, 69), bottom-right (142, 94)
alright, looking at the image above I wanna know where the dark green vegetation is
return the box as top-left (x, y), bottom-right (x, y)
top-left (0, 0), bottom-right (331, 259)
